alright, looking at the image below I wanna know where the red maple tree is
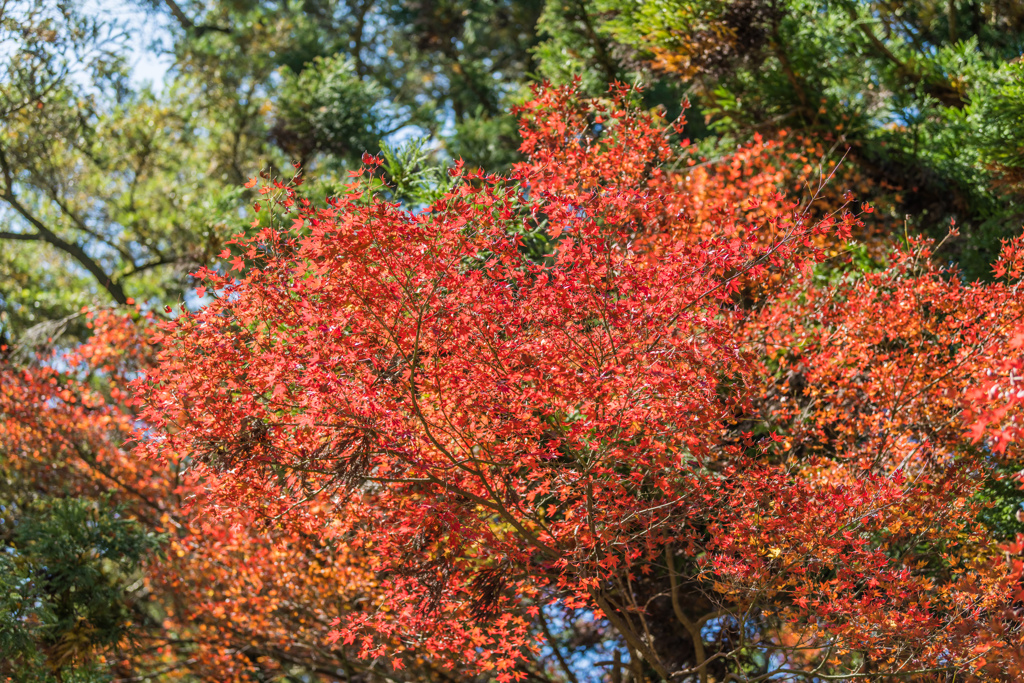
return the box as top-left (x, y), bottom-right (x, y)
top-left (129, 82), bottom-right (1024, 681)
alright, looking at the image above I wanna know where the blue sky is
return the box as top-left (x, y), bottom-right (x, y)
top-left (92, 0), bottom-right (174, 88)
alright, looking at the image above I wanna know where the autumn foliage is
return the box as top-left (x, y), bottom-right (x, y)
top-left (0, 317), bottom-right (410, 679)
top-left (99, 81), bottom-right (1024, 682)
top-left (7, 81), bottom-right (1024, 681)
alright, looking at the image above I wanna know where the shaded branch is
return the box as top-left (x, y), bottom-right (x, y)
top-left (0, 194), bottom-right (128, 304)
top-left (573, 0), bottom-right (619, 85)
top-left (843, 2), bottom-right (964, 108)
top-left (121, 255), bottom-right (180, 279)
top-left (591, 590), bottom-right (671, 681)
top-left (160, 0), bottom-right (230, 36)
top-left (667, 547), bottom-right (708, 683)
top-left (536, 606), bottom-right (580, 683)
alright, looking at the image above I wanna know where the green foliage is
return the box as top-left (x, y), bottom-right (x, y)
top-left (446, 112), bottom-right (523, 174)
top-left (974, 463), bottom-right (1024, 543)
top-left (376, 138), bottom-right (454, 208)
top-left (964, 60), bottom-right (1024, 188)
top-left (534, 0), bottom-right (625, 92)
top-left (0, 497), bottom-right (158, 680)
top-left (273, 54), bottom-right (386, 164)
top-left (0, 0), bottom-right (546, 345)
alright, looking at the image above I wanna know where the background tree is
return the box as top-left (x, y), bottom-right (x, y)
top-left (0, 0), bottom-right (544, 345)
top-left (533, 0), bottom-right (1024, 277)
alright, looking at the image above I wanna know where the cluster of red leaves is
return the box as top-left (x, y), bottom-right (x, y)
top-left (729, 233), bottom-right (1024, 675)
top-left (11, 80), bottom-right (1024, 681)
top-left (0, 313), bottom-right (422, 681)
top-left (137, 83), bottom-right (858, 677)
top-left (149, 504), bottom-right (408, 681)
top-left (966, 235), bottom-right (1024, 451)
top-left (650, 128), bottom-right (896, 261)
top-left (133, 81), bottom-right (1024, 681)
top-left (0, 311), bottom-right (168, 527)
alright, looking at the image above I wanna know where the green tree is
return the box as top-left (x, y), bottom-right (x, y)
top-left (0, 497), bottom-right (158, 682)
top-left (1, 0), bottom-right (547, 345)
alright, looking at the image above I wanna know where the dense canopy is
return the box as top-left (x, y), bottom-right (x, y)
top-left (3, 1), bottom-right (1024, 681)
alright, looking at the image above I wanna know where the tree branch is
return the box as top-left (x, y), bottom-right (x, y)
top-left (536, 606), bottom-right (580, 683)
top-left (0, 145), bottom-right (128, 304)
top-left (0, 194), bottom-right (128, 304)
top-left (591, 590), bottom-right (671, 681)
top-left (0, 230), bottom-right (43, 242)
top-left (573, 0), bottom-right (618, 85)
top-left (44, 189), bottom-right (135, 263)
top-left (843, 1), bottom-right (964, 108)
top-left (667, 547), bottom-right (708, 683)
top-left (121, 255), bottom-right (180, 279)
top-left (160, 0), bottom-right (230, 36)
